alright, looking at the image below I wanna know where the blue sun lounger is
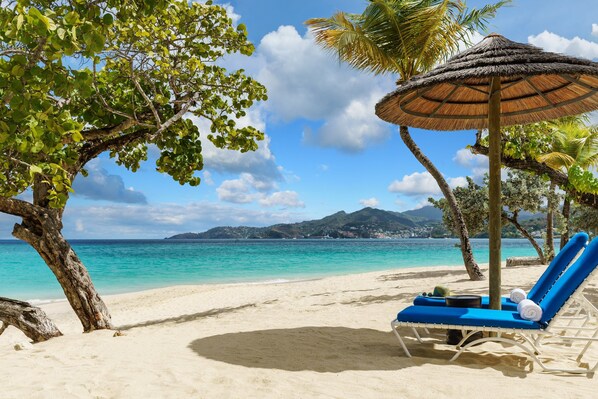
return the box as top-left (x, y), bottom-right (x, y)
top-left (391, 236), bottom-right (598, 375)
top-left (412, 232), bottom-right (589, 310)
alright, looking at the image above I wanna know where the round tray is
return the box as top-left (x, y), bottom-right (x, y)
top-left (445, 295), bottom-right (482, 308)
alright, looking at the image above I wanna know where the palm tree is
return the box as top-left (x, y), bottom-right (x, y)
top-left (306, 0), bottom-right (509, 280)
top-left (537, 120), bottom-right (598, 250)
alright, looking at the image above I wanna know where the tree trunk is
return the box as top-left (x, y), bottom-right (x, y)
top-left (399, 126), bottom-right (485, 280)
top-left (11, 215), bottom-right (113, 332)
top-left (545, 182), bottom-right (555, 261)
top-left (506, 214), bottom-right (546, 264)
top-left (0, 297), bottom-right (62, 342)
top-left (560, 196), bottom-right (571, 250)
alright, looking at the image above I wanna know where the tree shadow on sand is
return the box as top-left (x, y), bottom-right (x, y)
top-left (116, 304), bottom-right (256, 330)
top-left (189, 326), bottom-right (536, 377)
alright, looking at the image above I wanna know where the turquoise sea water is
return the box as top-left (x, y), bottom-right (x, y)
top-left (0, 238), bottom-right (543, 301)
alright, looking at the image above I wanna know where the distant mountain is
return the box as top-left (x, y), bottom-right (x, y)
top-left (166, 205), bottom-right (553, 240)
top-left (402, 205), bottom-right (443, 222)
top-left (166, 207), bottom-right (435, 240)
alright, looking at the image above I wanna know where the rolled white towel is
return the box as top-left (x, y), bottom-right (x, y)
top-left (517, 299), bottom-right (543, 322)
top-left (509, 288), bottom-right (527, 304)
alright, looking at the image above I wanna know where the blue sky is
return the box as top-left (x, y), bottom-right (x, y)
top-left (3, 0), bottom-right (598, 239)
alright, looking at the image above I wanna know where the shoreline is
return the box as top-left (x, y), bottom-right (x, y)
top-left (3, 262), bottom-right (597, 398)
top-left (18, 262), bottom-right (486, 303)
top-left (1, 238), bottom-right (543, 302)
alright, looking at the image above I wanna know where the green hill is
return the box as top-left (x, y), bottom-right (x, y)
top-left (167, 207), bottom-right (428, 239)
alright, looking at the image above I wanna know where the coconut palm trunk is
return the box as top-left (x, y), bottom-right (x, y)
top-left (400, 126), bottom-right (484, 280)
top-left (307, 0), bottom-right (508, 281)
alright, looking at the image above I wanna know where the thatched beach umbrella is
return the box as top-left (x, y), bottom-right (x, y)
top-left (376, 34), bottom-right (598, 309)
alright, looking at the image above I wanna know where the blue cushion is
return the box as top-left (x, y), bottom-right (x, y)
top-left (413, 295), bottom-right (519, 311)
top-left (527, 232), bottom-right (588, 303)
top-left (540, 236), bottom-right (598, 324)
top-left (397, 306), bottom-right (541, 329)
top-left (412, 232), bottom-right (588, 310)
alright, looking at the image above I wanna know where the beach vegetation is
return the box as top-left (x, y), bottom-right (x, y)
top-left (306, 0), bottom-right (510, 281)
top-left (0, 0), bottom-right (266, 332)
top-left (471, 118), bottom-right (598, 250)
top-left (430, 170), bottom-right (555, 264)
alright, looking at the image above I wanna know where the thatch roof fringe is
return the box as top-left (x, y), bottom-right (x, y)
top-left (375, 34), bottom-right (598, 131)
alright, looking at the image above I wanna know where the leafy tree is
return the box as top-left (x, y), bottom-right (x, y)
top-left (306, 0), bottom-right (509, 281)
top-left (571, 204), bottom-right (598, 237)
top-left (431, 170), bottom-right (554, 263)
top-left (0, 0), bottom-right (267, 331)
top-left (473, 119), bottom-right (598, 252)
top-left (429, 177), bottom-right (487, 236)
top-left (537, 121), bottom-right (598, 249)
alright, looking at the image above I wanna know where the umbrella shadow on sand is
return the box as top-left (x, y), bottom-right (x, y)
top-left (189, 326), bottom-right (539, 377)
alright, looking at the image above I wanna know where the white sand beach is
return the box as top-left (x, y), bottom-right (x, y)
top-left (1, 263), bottom-right (597, 398)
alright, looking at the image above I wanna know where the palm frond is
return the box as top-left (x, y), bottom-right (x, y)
top-left (537, 152), bottom-right (576, 170)
top-left (306, 0), bottom-right (510, 80)
top-left (306, 12), bottom-right (401, 75)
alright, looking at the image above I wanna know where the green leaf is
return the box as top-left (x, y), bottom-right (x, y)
top-left (64, 11), bottom-right (79, 26)
top-left (11, 65), bottom-right (24, 78)
top-left (29, 165), bottom-right (42, 175)
top-left (16, 14), bottom-right (24, 30)
top-left (102, 13), bottom-right (114, 25)
top-left (71, 131), bottom-right (84, 142)
top-left (57, 27), bottom-right (66, 40)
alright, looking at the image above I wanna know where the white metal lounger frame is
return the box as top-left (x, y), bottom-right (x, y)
top-left (390, 269), bottom-right (598, 375)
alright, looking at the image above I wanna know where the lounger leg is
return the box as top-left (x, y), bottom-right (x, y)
top-left (391, 320), bottom-right (412, 358)
top-left (412, 328), bottom-right (423, 343)
top-left (576, 328), bottom-right (598, 363)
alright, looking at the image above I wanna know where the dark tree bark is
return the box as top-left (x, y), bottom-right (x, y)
top-left (560, 196), bottom-right (571, 250)
top-left (399, 126), bottom-right (485, 281)
top-left (0, 179), bottom-right (113, 332)
top-left (11, 216), bottom-right (113, 332)
top-left (471, 141), bottom-right (598, 209)
top-left (0, 297), bottom-right (62, 342)
top-left (505, 212), bottom-right (546, 264)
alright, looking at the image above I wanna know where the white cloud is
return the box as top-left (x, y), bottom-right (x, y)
top-left (221, 3), bottom-right (241, 25)
top-left (259, 191), bottom-right (305, 208)
top-left (359, 197), bottom-right (379, 208)
top-left (189, 110), bottom-right (283, 185)
top-left (528, 30), bottom-right (598, 60)
top-left (453, 148), bottom-right (489, 183)
top-left (388, 171), bottom-right (467, 196)
top-left (54, 202), bottom-right (308, 239)
top-left (75, 219), bottom-right (85, 232)
top-left (592, 24), bottom-right (598, 37)
top-left (457, 31), bottom-right (485, 53)
top-left (73, 160), bottom-right (147, 204)
top-left (216, 173), bottom-right (304, 208)
top-left (202, 170), bottom-right (214, 185)
top-left (242, 25), bottom-right (394, 152)
top-left (589, 111), bottom-right (598, 125)
top-left (303, 91), bottom-right (391, 152)
top-left (216, 173), bottom-right (273, 204)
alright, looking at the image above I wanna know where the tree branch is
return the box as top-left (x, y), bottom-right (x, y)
top-left (470, 141), bottom-right (598, 209)
top-left (80, 119), bottom-right (140, 141)
top-left (150, 96), bottom-right (197, 140)
top-left (131, 74), bottom-right (162, 128)
top-left (0, 197), bottom-right (41, 219)
top-left (77, 129), bottom-right (151, 168)
top-left (0, 297), bottom-right (62, 342)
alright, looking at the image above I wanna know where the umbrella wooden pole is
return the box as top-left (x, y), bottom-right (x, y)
top-left (488, 76), bottom-right (502, 310)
